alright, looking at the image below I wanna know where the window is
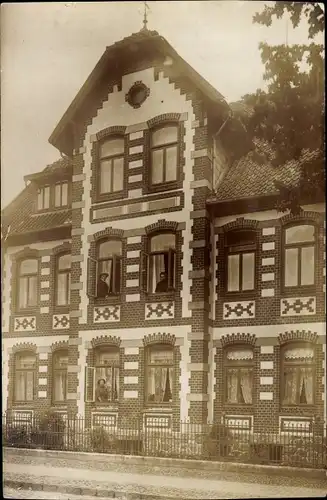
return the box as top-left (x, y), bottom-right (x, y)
top-left (150, 125), bottom-right (178, 185)
top-left (226, 230), bottom-right (256, 292)
top-left (94, 348), bottom-right (120, 403)
top-left (37, 186), bottom-right (50, 210)
top-left (52, 351), bottom-right (68, 403)
top-left (224, 347), bottom-right (253, 404)
top-left (284, 224), bottom-right (315, 288)
top-left (14, 352), bottom-right (36, 402)
top-left (18, 259), bottom-right (38, 309)
top-left (144, 233), bottom-right (176, 293)
top-left (281, 343), bottom-right (314, 405)
top-left (55, 182), bottom-right (68, 207)
top-left (146, 345), bottom-right (173, 404)
top-left (95, 240), bottom-right (122, 297)
top-left (56, 254), bottom-right (71, 306)
top-left (99, 137), bottom-right (124, 195)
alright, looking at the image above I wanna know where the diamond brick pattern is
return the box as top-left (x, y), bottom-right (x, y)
top-left (281, 297), bottom-right (316, 317)
top-left (145, 302), bottom-right (175, 320)
top-left (223, 301), bottom-right (255, 320)
top-left (14, 316), bottom-right (36, 332)
top-left (93, 305), bottom-right (120, 323)
top-left (52, 314), bottom-right (70, 330)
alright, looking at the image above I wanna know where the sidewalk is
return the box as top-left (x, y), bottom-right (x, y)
top-left (4, 461), bottom-right (327, 499)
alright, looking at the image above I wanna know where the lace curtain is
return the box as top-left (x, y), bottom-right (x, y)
top-left (148, 366), bottom-right (173, 403)
top-left (54, 371), bottom-right (67, 401)
top-left (227, 368), bottom-right (252, 404)
top-left (283, 367), bottom-right (313, 404)
top-left (15, 371), bottom-right (34, 401)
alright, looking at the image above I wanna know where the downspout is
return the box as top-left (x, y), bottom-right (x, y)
top-left (211, 110), bottom-right (233, 191)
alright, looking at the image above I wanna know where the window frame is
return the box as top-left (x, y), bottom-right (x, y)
top-left (282, 222), bottom-right (317, 292)
top-left (37, 185), bottom-right (50, 211)
top-left (55, 253), bottom-right (71, 307)
top-left (93, 347), bottom-right (120, 405)
top-left (148, 123), bottom-right (181, 192)
top-left (96, 238), bottom-right (123, 298)
top-left (97, 135), bottom-right (125, 200)
top-left (224, 229), bottom-right (257, 295)
top-left (54, 181), bottom-right (69, 208)
top-left (145, 343), bottom-right (174, 407)
top-left (17, 258), bottom-right (39, 311)
top-left (280, 341), bottom-right (315, 408)
top-left (142, 232), bottom-right (177, 295)
top-left (14, 351), bottom-right (37, 403)
top-left (52, 349), bottom-right (69, 404)
top-left (223, 345), bottom-right (254, 406)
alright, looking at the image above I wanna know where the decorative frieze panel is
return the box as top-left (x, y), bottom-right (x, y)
top-left (14, 316), bottom-right (36, 332)
top-left (224, 415), bottom-right (252, 431)
top-left (53, 314), bottom-right (70, 330)
top-left (93, 305), bottom-right (121, 323)
top-left (145, 302), bottom-right (175, 320)
top-left (92, 412), bottom-right (117, 429)
top-left (279, 417), bottom-right (312, 434)
top-left (280, 297), bottom-right (316, 317)
top-left (223, 301), bottom-right (255, 320)
top-left (144, 414), bottom-right (171, 429)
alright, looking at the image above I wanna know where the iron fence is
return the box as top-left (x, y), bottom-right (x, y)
top-left (2, 413), bottom-right (326, 469)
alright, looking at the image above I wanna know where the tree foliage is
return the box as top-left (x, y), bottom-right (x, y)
top-left (242, 2), bottom-right (325, 213)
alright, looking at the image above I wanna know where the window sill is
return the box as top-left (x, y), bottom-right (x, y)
top-left (281, 286), bottom-right (316, 296)
top-left (93, 404), bottom-right (119, 410)
top-left (144, 180), bottom-right (182, 195)
top-left (143, 406), bottom-right (173, 412)
top-left (223, 291), bottom-right (256, 300)
top-left (94, 191), bottom-right (126, 204)
top-left (53, 306), bottom-right (70, 314)
top-left (94, 295), bottom-right (122, 306)
top-left (280, 404), bottom-right (316, 411)
top-left (145, 292), bottom-right (176, 302)
top-left (14, 308), bottom-right (38, 315)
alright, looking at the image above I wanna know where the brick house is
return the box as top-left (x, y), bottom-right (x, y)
top-left (2, 27), bottom-right (325, 437)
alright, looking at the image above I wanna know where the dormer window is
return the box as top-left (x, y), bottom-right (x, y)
top-left (55, 182), bottom-right (68, 207)
top-left (37, 186), bottom-right (50, 210)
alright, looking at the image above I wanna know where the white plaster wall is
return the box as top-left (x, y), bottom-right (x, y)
top-left (207, 328), bottom-right (216, 424)
top-left (2, 240), bottom-right (71, 334)
top-left (179, 334), bottom-right (191, 422)
top-left (213, 322), bottom-right (326, 339)
top-left (79, 67), bottom-right (196, 323)
top-left (2, 335), bottom-right (70, 413)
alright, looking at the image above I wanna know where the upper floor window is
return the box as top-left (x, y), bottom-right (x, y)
top-left (52, 350), bottom-right (68, 403)
top-left (226, 230), bottom-right (256, 293)
top-left (14, 352), bottom-right (36, 402)
top-left (37, 186), bottom-right (50, 210)
top-left (96, 240), bottom-right (122, 297)
top-left (18, 259), bottom-right (38, 309)
top-left (99, 137), bottom-right (124, 195)
top-left (281, 343), bottom-right (314, 406)
top-left (56, 254), bottom-right (71, 306)
top-left (150, 125), bottom-right (178, 185)
top-left (143, 233), bottom-right (176, 294)
top-left (146, 344), bottom-right (173, 404)
top-left (283, 224), bottom-right (315, 288)
top-left (224, 347), bottom-right (253, 405)
top-left (55, 182), bottom-right (68, 207)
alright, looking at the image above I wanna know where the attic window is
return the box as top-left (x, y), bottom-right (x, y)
top-left (37, 186), bottom-right (50, 210)
top-left (125, 81), bottom-right (150, 109)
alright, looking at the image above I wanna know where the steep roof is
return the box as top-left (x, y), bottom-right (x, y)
top-left (208, 140), bottom-right (320, 205)
top-left (49, 28), bottom-right (229, 155)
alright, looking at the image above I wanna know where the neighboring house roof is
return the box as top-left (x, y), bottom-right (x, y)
top-left (49, 28), bottom-right (229, 154)
top-left (9, 209), bottom-right (72, 236)
top-left (209, 139), bottom-right (320, 204)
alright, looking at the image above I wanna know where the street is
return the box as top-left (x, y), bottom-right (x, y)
top-left (4, 487), bottom-right (116, 500)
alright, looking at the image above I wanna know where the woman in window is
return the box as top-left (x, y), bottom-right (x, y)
top-left (149, 233), bottom-right (176, 293)
top-left (96, 240), bottom-right (122, 296)
top-left (94, 348), bottom-right (119, 403)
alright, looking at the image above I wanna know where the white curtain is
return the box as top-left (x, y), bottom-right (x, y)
top-left (113, 367), bottom-right (119, 400)
top-left (240, 368), bottom-right (252, 403)
top-left (300, 367), bottom-right (313, 404)
top-left (227, 369), bottom-right (238, 403)
top-left (54, 372), bottom-right (66, 401)
top-left (19, 277), bottom-right (28, 308)
top-left (15, 372), bottom-right (25, 401)
top-left (283, 368), bottom-right (297, 404)
top-left (147, 366), bottom-right (156, 401)
top-left (152, 254), bottom-right (165, 292)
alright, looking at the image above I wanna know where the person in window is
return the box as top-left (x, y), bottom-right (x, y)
top-left (155, 271), bottom-right (169, 293)
top-left (95, 378), bottom-right (109, 403)
top-left (97, 273), bottom-right (109, 298)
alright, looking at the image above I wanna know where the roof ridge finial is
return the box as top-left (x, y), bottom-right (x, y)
top-left (142, 1), bottom-right (149, 31)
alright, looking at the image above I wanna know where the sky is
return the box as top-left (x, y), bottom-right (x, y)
top-left (0, 1), bottom-right (320, 208)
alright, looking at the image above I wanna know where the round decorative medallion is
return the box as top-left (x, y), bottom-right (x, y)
top-left (125, 81), bottom-right (150, 109)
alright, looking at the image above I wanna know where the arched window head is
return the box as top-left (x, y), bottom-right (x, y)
top-left (225, 230), bottom-right (256, 293)
top-left (96, 239), bottom-right (122, 297)
top-left (150, 125), bottom-right (178, 185)
top-left (146, 344), bottom-right (174, 404)
top-left (14, 352), bottom-right (36, 402)
top-left (99, 137), bottom-right (124, 195)
top-left (52, 350), bottom-right (68, 403)
top-left (18, 259), bottom-right (38, 309)
top-left (56, 253), bottom-right (71, 306)
top-left (146, 233), bottom-right (176, 293)
top-left (283, 224), bottom-right (316, 288)
top-left (224, 346), bottom-right (254, 404)
top-left (281, 342), bottom-right (314, 406)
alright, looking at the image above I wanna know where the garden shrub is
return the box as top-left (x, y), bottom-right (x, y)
top-left (30, 411), bottom-right (65, 450)
top-left (204, 423), bottom-right (233, 459)
top-left (89, 426), bottom-right (118, 453)
top-left (5, 424), bottom-right (30, 448)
